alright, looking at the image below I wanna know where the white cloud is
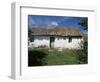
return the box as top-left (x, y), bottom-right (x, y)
top-left (50, 21), bottom-right (58, 27)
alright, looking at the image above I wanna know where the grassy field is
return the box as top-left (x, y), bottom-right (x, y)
top-left (28, 48), bottom-right (88, 66)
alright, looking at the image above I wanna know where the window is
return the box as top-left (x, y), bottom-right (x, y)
top-left (63, 37), bottom-right (66, 40)
top-left (69, 37), bottom-right (72, 43)
top-left (30, 36), bottom-right (34, 42)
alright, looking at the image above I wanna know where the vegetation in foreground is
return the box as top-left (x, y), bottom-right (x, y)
top-left (28, 47), bottom-right (88, 66)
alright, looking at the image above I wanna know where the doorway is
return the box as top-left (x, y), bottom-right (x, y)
top-left (50, 37), bottom-right (55, 48)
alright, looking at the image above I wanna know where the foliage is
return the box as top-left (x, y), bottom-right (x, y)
top-left (28, 48), bottom-right (87, 66)
top-left (77, 17), bottom-right (88, 64)
top-left (38, 45), bottom-right (48, 48)
top-left (79, 18), bottom-right (88, 30)
top-left (77, 48), bottom-right (88, 64)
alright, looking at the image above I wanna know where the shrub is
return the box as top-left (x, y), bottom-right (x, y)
top-left (78, 41), bottom-right (88, 64)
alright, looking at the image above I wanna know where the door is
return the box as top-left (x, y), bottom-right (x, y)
top-left (50, 37), bottom-right (55, 48)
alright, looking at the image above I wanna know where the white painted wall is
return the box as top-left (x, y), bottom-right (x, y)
top-left (54, 37), bottom-right (68, 48)
top-left (54, 37), bottom-right (83, 49)
top-left (29, 36), bottom-right (83, 49)
top-left (29, 36), bottom-right (50, 47)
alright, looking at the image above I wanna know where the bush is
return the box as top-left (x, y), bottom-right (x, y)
top-left (77, 41), bottom-right (88, 64)
top-left (28, 48), bottom-right (88, 66)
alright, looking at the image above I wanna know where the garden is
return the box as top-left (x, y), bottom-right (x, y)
top-left (28, 46), bottom-right (88, 66)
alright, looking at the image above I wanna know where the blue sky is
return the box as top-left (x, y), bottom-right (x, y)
top-left (28, 15), bottom-right (88, 33)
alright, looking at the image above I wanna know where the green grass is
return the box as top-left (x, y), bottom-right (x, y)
top-left (28, 48), bottom-right (88, 66)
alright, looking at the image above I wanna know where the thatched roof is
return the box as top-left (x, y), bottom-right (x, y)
top-left (30, 27), bottom-right (82, 36)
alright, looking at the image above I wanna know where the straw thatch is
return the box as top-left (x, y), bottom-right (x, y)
top-left (31, 27), bottom-right (82, 36)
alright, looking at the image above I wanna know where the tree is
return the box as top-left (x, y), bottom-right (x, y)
top-left (79, 18), bottom-right (88, 30)
top-left (78, 18), bottom-right (88, 64)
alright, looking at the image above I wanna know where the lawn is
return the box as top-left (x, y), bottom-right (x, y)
top-left (28, 48), bottom-right (88, 66)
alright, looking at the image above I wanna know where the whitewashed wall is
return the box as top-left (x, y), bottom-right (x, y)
top-left (29, 36), bottom-right (83, 49)
top-left (29, 36), bottom-right (50, 47)
top-left (54, 37), bottom-right (83, 49)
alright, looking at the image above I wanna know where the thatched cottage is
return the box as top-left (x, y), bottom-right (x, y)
top-left (28, 27), bottom-right (83, 49)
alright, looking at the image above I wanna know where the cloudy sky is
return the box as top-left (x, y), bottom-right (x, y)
top-left (28, 15), bottom-right (87, 32)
